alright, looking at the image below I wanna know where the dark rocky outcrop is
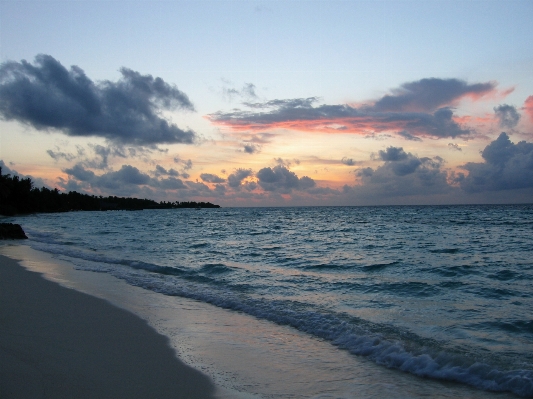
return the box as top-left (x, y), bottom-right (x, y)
top-left (0, 223), bottom-right (28, 239)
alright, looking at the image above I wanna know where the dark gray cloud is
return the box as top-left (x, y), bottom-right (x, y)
top-left (448, 143), bottom-right (462, 151)
top-left (64, 164), bottom-right (149, 188)
top-left (494, 104), bottom-right (521, 129)
top-left (353, 150), bottom-right (450, 199)
top-left (0, 54), bottom-right (196, 145)
top-left (47, 149), bottom-right (76, 162)
top-left (376, 147), bottom-right (427, 176)
top-left (104, 165), bottom-right (151, 186)
top-left (89, 144), bottom-right (113, 168)
top-left (242, 181), bottom-right (258, 191)
top-left (378, 147), bottom-right (409, 162)
top-left (154, 165), bottom-right (179, 177)
top-left (227, 168), bottom-right (253, 188)
top-left (370, 78), bottom-right (495, 112)
top-left (155, 177), bottom-right (187, 190)
top-left (173, 157), bottom-right (193, 170)
top-left (457, 133), bottom-right (533, 192)
top-left (184, 181), bottom-right (215, 197)
top-left (172, 156), bottom-right (193, 177)
top-left (63, 164), bottom-right (97, 182)
top-left (46, 142), bottom-right (163, 172)
top-left (62, 162), bottom-right (196, 197)
top-left (256, 165), bottom-right (315, 193)
top-left (243, 143), bottom-right (260, 154)
top-left (242, 97), bottom-right (319, 110)
top-left (400, 107), bottom-right (472, 138)
top-left (209, 78), bottom-right (488, 139)
top-left (200, 173), bottom-right (226, 183)
top-left (341, 157), bottom-right (356, 166)
top-left (398, 131), bottom-right (423, 142)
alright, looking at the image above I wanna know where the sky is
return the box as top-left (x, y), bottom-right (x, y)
top-left (1, 0), bottom-right (532, 207)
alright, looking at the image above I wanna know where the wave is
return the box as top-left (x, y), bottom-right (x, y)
top-left (23, 226), bottom-right (533, 397)
top-left (300, 263), bottom-right (353, 271)
top-left (361, 261), bottom-right (400, 272)
top-left (188, 242), bottom-right (210, 249)
top-left (112, 266), bottom-right (533, 397)
top-left (429, 248), bottom-right (460, 254)
top-left (473, 320), bottom-right (533, 335)
top-left (199, 263), bottom-right (235, 274)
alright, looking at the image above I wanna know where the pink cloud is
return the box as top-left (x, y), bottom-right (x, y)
top-left (524, 96), bottom-right (533, 123)
top-left (208, 78), bottom-right (497, 139)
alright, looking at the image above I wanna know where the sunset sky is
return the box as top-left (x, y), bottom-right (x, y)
top-left (1, 0), bottom-right (532, 206)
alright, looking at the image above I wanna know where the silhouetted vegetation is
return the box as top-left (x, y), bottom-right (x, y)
top-left (0, 167), bottom-right (219, 216)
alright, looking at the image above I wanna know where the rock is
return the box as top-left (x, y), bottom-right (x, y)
top-left (0, 223), bottom-right (28, 239)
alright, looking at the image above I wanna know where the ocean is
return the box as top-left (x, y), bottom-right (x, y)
top-left (3, 205), bottom-right (533, 398)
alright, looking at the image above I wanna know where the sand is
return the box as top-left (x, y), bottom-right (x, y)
top-left (0, 253), bottom-right (216, 399)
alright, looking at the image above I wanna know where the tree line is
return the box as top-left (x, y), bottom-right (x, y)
top-left (0, 167), bottom-right (219, 216)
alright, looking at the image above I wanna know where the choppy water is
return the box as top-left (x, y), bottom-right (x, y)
top-left (6, 205), bottom-right (533, 397)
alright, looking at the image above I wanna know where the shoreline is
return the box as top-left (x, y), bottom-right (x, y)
top-left (0, 243), bottom-right (522, 399)
top-left (0, 250), bottom-right (216, 399)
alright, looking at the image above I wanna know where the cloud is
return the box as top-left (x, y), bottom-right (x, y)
top-left (62, 162), bottom-right (199, 197)
top-left (448, 143), bottom-right (462, 151)
top-left (63, 163), bottom-right (97, 182)
top-left (256, 165), bottom-right (316, 193)
top-left (208, 78), bottom-right (493, 139)
top-left (398, 130), bottom-right (423, 141)
top-left (341, 157), bottom-right (356, 166)
top-left (457, 133), bottom-right (533, 192)
top-left (64, 163), bottom-right (153, 188)
top-left (153, 165), bottom-right (179, 177)
top-left (155, 177), bottom-right (187, 190)
top-left (105, 165), bottom-right (151, 185)
top-left (184, 160), bottom-right (193, 169)
top-left (88, 144), bottom-right (113, 168)
top-left (369, 78), bottom-right (495, 112)
top-left (222, 82), bottom-right (258, 102)
top-left (46, 142), bottom-right (163, 171)
top-left (227, 168), bottom-right (253, 188)
top-left (47, 149), bottom-right (77, 162)
top-left (172, 156), bottom-right (193, 176)
top-left (0, 54), bottom-right (196, 146)
top-left (377, 147), bottom-right (409, 162)
top-left (375, 147), bottom-right (426, 176)
top-left (247, 132), bottom-right (277, 144)
top-left (200, 173), bottom-right (225, 183)
top-left (524, 96), bottom-right (533, 124)
top-left (243, 143), bottom-right (260, 154)
top-left (352, 149), bottom-right (450, 199)
top-left (494, 104), bottom-right (521, 129)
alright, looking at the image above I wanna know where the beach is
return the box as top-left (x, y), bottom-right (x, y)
top-left (0, 251), bottom-right (216, 399)
top-left (1, 205), bottom-right (530, 398)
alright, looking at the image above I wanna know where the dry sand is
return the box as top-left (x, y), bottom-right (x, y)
top-left (0, 253), bottom-right (216, 399)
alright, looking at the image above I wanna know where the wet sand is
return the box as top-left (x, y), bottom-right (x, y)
top-left (0, 253), bottom-right (216, 399)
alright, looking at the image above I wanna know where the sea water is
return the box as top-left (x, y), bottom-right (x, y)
top-left (4, 205), bottom-right (533, 398)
